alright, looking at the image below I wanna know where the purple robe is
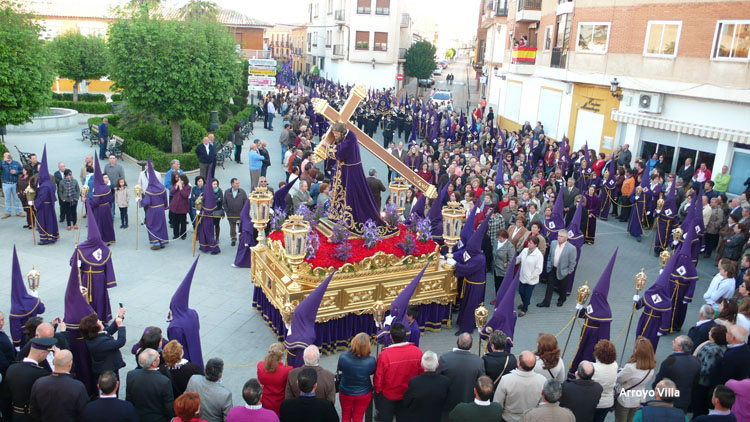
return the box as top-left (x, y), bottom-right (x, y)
top-left (64, 249), bottom-right (97, 394)
top-left (328, 130), bottom-right (397, 237)
top-left (405, 154), bottom-right (421, 172)
top-left (666, 235), bottom-right (699, 333)
top-left (9, 246), bottom-right (45, 348)
top-left (407, 319), bottom-right (420, 346)
top-left (141, 177), bottom-right (169, 248)
top-left (234, 201), bottom-right (257, 268)
top-left (598, 177), bottom-right (617, 220)
top-left (628, 191), bottom-right (648, 238)
top-left (75, 205), bottom-right (117, 324)
top-left (376, 263), bottom-right (428, 346)
top-left (654, 210), bottom-right (677, 254)
top-left (33, 178), bottom-right (59, 243)
top-left (169, 257), bottom-right (204, 369)
top-left (565, 202), bottom-right (585, 294)
top-left (583, 194), bottom-right (599, 243)
top-left (635, 255), bottom-right (676, 352)
top-left (89, 193), bottom-right (116, 245)
top-left (454, 254), bottom-right (486, 333)
top-left (198, 196), bottom-right (220, 254)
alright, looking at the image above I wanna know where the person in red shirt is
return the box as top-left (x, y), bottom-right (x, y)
top-left (256, 342), bottom-right (293, 416)
top-left (373, 323), bottom-right (424, 422)
top-left (592, 153), bottom-right (606, 177)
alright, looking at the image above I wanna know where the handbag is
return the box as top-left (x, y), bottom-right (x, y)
top-left (614, 368), bottom-right (651, 403)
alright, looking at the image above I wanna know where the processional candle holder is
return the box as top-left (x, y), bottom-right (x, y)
top-left (389, 177), bottom-right (409, 216)
top-left (26, 184), bottom-right (37, 244)
top-left (281, 301), bottom-right (296, 334)
top-left (134, 185), bottom-right (142, 250)
top-left (441, 201), bottom-right (465, 269)
top-left (621, 268), bottom-right (648, 365)
top-left (562, 281), bottom-right (591, 358)
top-left (26, 266), bottom-right (40, 298)
top-left (281, 215), bottom-right (310, 292)
top-left (249, 187), bottom-right (273, 245)
top-left (474, 303), bottom-right (489, 356)
top-left (659, 250), bottom-right (671, 269)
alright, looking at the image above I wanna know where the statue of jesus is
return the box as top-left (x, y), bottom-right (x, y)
top-left (321, 122), bottom-right (399, 238)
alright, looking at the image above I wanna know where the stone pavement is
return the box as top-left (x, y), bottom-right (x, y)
top-left (0, 112), bottom-right (721, 412)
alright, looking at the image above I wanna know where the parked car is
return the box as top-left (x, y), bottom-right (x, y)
top-left (418, 77), bottom-right (435, 87)
top-left (430, 90), bottom-right (453, 110)
top-left (439, 60), bottom-right (448, 69)
top-left (433, 67), bottom-right (442, 76)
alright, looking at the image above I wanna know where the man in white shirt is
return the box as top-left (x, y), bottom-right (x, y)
top-left (516, 236), bottom-right (544, 316)
top-left (704, 260), bottom-right (737, 311)
top-left (266, 99), bottom-right (276, 130)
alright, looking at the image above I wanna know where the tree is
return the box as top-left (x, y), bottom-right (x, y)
top-left (445, 48), bottom-right (456, 59)
top-left (48, 32), bottom-right (108, 102)
top-left (0, 1), bottom-right (54, 127)
top-left (179, 0), bottom-right (218, 20)
top-left (108, 10), bottom-right (241, 153)
top-left (404, 41), bottom-right (437, 95)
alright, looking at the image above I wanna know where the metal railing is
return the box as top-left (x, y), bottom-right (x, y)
top-left (334, 9), bottom-right (345, 21)
top-left (518, 0), bottom-right (542, 11)
top-left (241, 49), bottom-right (271, 60)
top-left (333, 44), bottom-right (345, 56)
top-left (551, 47), bottom-right (567, 68)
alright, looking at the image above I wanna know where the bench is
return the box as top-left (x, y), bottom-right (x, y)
top-left (90, 125), bottom-right (125, 158)
top-left (214, 141), bottom-right (234, 169)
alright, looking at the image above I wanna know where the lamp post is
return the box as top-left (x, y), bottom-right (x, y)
top-left (26, 266), bottom-right (40, 298)
top-left (474, 303), bottom-right (489, 356)
top-left (441, 201), bottom-right (464, 269)
top-left (249, 187), bottom-right (273, 245)
top-left (281, 215), bottom-right (310, 292)
top-left (620, 268), bottom-right (648, 365)
top-left (389, 177), bottom-right (409, 216)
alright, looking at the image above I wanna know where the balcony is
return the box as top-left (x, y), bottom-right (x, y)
top-left (241, 49), bottom-right (271, 60)
top-left (332, 44), bottom-right (345, 58)
top-left (550, 47), bottom-right (567, 69)
top-left (398, 47), bottom-right (407, 62)
top-left (400, 13), bottom-right (411, 28)
top-left (334, 9), bottom-right (345, 22)
top-left (516, 0), bottom-right (541, 22)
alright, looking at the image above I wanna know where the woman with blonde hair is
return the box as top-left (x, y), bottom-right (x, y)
top-left (614, 337), bottom-right (656, 422)
top-left (533, 333), bottom-right (565, 382)
top-left (162, 340), bottom-right (203, 396)
top-left (256, 342), bottom-right (292, 416)
top-left (337, 332), bottom-right (376, 422)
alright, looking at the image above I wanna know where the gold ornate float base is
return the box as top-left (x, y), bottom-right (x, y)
top-left (250, 241), bottom-right (457, 324)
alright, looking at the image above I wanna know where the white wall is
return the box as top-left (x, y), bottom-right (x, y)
top-left (326, 61), bottom-right (398, 89)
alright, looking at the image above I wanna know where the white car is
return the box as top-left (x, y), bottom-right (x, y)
top-left (433, 67), bottom-right (442, 76)
top-left (430, 90), bottom-right (453, 110)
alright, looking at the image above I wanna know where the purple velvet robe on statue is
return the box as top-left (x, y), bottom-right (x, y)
top-left (568, 249), bottom-right (616, 378)
top-left (168, 257), bottom-right (204, 369)
top-left (9, 246), bottom-right (45, 348)
top-left (33, 146), bottom-right (59, 243)
top-left (198, 168), bottom-right (220, 254)
top-left (455, 215), bottom-right (491, 333)
top-left (328, 130), bottom-right (397, 237)
top-left (90, 159), bottom-right (116, 245)
top-left (141, 159), bottom-right (169, 247)
top-left (64, 248), bottom-right (97, 395)
top-left (234, 200), bottom-right (257, 268)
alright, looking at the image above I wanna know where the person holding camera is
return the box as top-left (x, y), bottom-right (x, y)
top-left (81, 306), bottom-right (127, 386)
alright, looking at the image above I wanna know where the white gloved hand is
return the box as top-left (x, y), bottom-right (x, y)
top-left (646, 211), bottom-right (651, 216)
top-left (683, 301), bottom-right (689, 305)
top-left (285, 322), bottom-right (292, 336)
top-left (657, 332), bottom-right (663, 337)
top-left (633, 295), bottom-right (640, 302)
top-left (384, 315), bottom-right (395, 326)
top-left (28, 200), bottom-right (33, 205)
top-left (575, 303), bottom-right (584, 310)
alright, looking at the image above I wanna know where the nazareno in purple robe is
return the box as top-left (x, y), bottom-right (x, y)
top-left (597, 160), bottom-right (617, 221)
top-left (64, 248), bottom-right (97, 395)
top-left (233, 200), bottom-right (257, 268)
top-left (455, 214), bottom-right (491, 333)
top-left (141, 159), bottom-right (169, 247)
top-left (9, 245), bottom-right (45, 348)
top-left (568, 249), bottom-right (616, 378)
top-left (635, 252), bottom-right (676, 353)
top-left (198, 168), bottom-right (220, 254)
top-left (583, 193), bottom-right (599, 243)
top-left (168, 257), bottom-right (204, 369)
top-left (565, 201), bottom-right (584, 294)
top-left (74, 201), bottom-right (117, 323)
top-left (628, 190), bottom-right (648, 238)
top-left (89, 158), bottom-right (116, 245)
top-left (33, 146), bottom-right (59, 244)
top-left (285, 271), bottom-right (336, 368)
top-left (480, 262), bottom-right (519, 353)
top-left (666, 230), bottom-right (699, 333)
top-left (654, 181), bottom-right (678, 254)
top-left (376, 263), bottom-right (428, 346)
top-left (327, 129), bottom-right (397, 237)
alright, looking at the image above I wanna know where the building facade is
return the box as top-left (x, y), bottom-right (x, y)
top-left (266, 25), bottom-right (294, 62)
top-left (306, 0), bottom-right (412, 88)
top-left (477, 0), bottom-right (750, 194)
top-left (292, 25), bottom-right (308, 73)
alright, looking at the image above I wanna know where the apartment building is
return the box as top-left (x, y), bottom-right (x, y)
top-left (266, 25), bottom-right (294, 62)
top-left (306, 0), bottom-right (412, 88)
top-left (292, 25), bottom-right (308, 74)
top-left (476, 0), bottom-right (750, 194)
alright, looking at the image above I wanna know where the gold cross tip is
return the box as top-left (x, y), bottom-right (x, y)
top-left (351, 85), bottom-right (367, 99)
top-left (312, 98), bottom-right (329, 114)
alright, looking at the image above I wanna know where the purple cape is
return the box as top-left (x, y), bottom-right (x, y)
top-left (233, 200), bottom-right (257, 268)
top-left (376, 262), bottom-right (429, 346)
top-left (328, 130), bottom-right (396, 237)
top-left (9, 245), bottom-right (45, 347)
top-left (565, 200), bottom-right (584, 294)
top-left (34, 146), bottom-right (59, 243)
top-left (666, 230), bottom-right (699, 333)
top-left (90, 158), bottom-right (116, 244)
top-left (141, 159), bottom-right (169, 246)
top-left (284, 271), bottom-right (337, 368)
top-left (168, 257), bottom-right (204, 369)
top-left (636, 249), bottom-right (676, 352)
top-left (482, 265), bottom-right (520, 352)
top-left (455, 214), bottom-right (490, 332)
top-left (63, 248), bottom-right (97, 394)
top-left (198, 167), bottom-right (220, 254)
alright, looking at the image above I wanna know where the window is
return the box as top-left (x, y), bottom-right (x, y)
top-left (320, 57), bottom-right (325, 70)
top-left (307, 33), bottom-right (311, 51)
top-left (357, 0), bottom-right (371, 14)
top-left (576, 22), bottom-right (610, 54)
top-left (374, 32), bottom-right (388, 51)
top-left (711, 21), bottom-right (750, 60)
top-left (543, 25), bottom-right (553, 51)
top-left (375, 0), bottom-right (390, 15)
top-left (644, 21), bottom-right (681, 57)
top-left (356, 31), bottom-right (369, 50)
top-left (327, 0), bottom-right (333, 14)
top-left (326, 30), bottom-right (332, 48)
top-left (314, 3), bottom-right (319, 17)
top-left (312, 32), bottom-right (317, 47)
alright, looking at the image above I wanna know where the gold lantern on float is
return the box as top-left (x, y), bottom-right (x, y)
top-left (441, 201), bottom-right (464, 269)
top-left (389, 177), bottom-right (409, 216)
top-left (249, 187), bottom-right (273, 245)
top-left (281, 215), bottom-right (310, 291)
top-left (26, 266), bottom-right (40, 296)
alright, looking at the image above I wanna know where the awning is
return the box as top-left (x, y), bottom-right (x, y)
top-left (611, 109), bottom-right (750, 144)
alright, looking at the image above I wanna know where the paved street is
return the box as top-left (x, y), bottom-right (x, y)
top-left (0, 110), bottom-right (721, 407)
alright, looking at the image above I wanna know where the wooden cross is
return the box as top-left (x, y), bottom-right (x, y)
top-left (311, 85), bottom-right (437, 199)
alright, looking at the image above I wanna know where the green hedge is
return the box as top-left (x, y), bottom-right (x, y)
top-left (110, 93), bottom-right (123, 102)
top-left (50, 100), bottom-right (113, 114)
top-left (51, 92), bottom-right (107, 102)
top-left (213, 104), bottom-right (256, 146)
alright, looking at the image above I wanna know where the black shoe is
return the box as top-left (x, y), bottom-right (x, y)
top-left (181, 235), bottom-right (187, 240)
top-left (517, 304), bottom-right (523, 310)
top-left (151, 245), bottom-right (160, 250)
top-left (211, 250), bottom-right (220, 255)
top-left (536, 302), bottom-right (550, 308)
top-left (231, 240), bottom-right (236, 246)
top-left (454, 330), bottom-right (461, 336)
top-left (557, 301), bottom-right (565, 307)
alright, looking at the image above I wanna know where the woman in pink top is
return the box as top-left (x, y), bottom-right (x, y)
top-left (726, 378), bottom-right (750, 421)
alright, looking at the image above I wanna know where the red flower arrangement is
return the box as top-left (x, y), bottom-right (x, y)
top-left (268, 225), bottom-right (438, 269)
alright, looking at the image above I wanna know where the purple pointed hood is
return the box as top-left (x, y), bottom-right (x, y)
top-left (285, 270), bottom-right (337, 348)
top-left (239, 197), bottom-right (253, 232)
top-left (490, 251), bottom-right (517, 310)
top-left (273, 177), bottom-right (298, 211)
top-left (691, 185), bottom-right (705, 234)
top-left (407, 194), bottom-right (426, 223)
top-left (168, 256), bottom-right (203, 368)
top-left (662, 177), bottom-right (678, 218)
top-left (92, 157), bottom-right (109, 196)
top-left (494, 158), bottom-right (504, 191)
top-left (466, 210), bottom-right (491, 256)
top-left (64, 248), bottom-right (96, 325)
top-left (604, 158), bottom-right (617, 190)
top-left (484, 269), bottom-right (520, 344)
top-left (10, 246), bottom-right (45, 344)
top-left (545, 193), bottom-right (565, 239)
top-left (146, 158), bottom-right (165, 194)
top-left (37, 145), bottom-right (51, 186)
top-left (640, 161), bottom-right (651, 189)
top-left (390, 262), bottom-right (429, 327)
top-left (460, 201), bottom-right (480, 245)
top-left (202, 166), bottom-right (217, 210)
top-left (680, 192), bottom-right (697, 233)
top-left (587, 248), bottom-right (617, 320)
top-left (428, 182), bottom-right (450, 236)
top-left (671, 226), bottom-right (698, 282)
top-left (77, 200), bottom-right (110, 264)
top-left (643, 251), bottom-right (675, 311)
top-left (170, 256), bottom-right (199, 325)
top-left (565, 199), bottom-right (585, 247)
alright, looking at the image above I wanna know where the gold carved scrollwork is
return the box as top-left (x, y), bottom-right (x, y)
top-left (347, 290), bottom-right (374, 304)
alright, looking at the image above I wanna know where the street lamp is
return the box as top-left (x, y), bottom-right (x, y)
top-left (610, 78), bottom-right (623, 100)
top-left (281, 214), bottom-right (310, 292)
top-left (441, 201), bottom-right (465, 269)
top-left (389, 177), bottom-right (409, 216)
top-left (249, 187), bottom-right (273, 245)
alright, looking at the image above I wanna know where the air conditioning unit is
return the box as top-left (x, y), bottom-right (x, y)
top-left (638, 92), bottom-right (663, 114)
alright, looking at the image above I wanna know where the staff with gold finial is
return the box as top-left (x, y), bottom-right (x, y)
top-left (620, 268), bottom-right (648, 365)
top-left (75, 184), bottom-right (89, 245)
top-left (474, 303), bottom-right (489, 356)
top-left (134, 184), bottom-right (142, 250)
top-left (562, 282), bottom-right (591, 358)
top-left (372, 300), bottom-right (386, 356)
top-left (25, 184), bottom-right (37, 245)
